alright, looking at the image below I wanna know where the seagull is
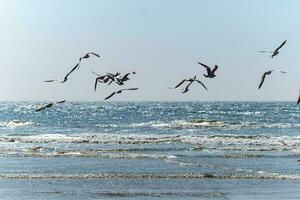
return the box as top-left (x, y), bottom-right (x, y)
top-left (104, 88), bottom-right (138, 100)
top-left (258, 70), bottom-right (287, 89)
top-left (35, 100), bottom-right (66, 112)
top-left (174, 75), bottom-right (208, 91)
top-left (258, 40), bottom-right (287, 58)
top-left (197, 62), bottom-right (218, 78)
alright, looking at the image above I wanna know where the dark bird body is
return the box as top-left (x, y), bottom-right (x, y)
top-left (197, 62), bottom-right (218, 78)
top-left (78, 52), bottom-right (100, 67)
top-left (104, 88), bottom-right (138, 100)
top-left (35, 100), bottom-right (66, 112)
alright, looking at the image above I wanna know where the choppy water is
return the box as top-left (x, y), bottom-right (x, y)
top-left (0, 102), bottom-right (300, 199)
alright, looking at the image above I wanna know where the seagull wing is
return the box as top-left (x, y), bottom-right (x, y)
top-left (279, 70), bottom-right (287, 74)
top-left (121, 88), bottom-right (139, 91)
top-left (44, 79), bottom-right (57, 82)
top-left (297, 95), bottom-right (300, 105)
top-left (197, 62), bottom-right (211, 74)
top-left (211, 65), bottom-right (218, 74)
top-left (122, 73), bottom-right (131, 80)
top-left (90, 52), bottom-right (100, 58)
top-left (90, 71), bottom-right (101, 76)
top-left (274, 40), bottom-right (287, 52)
top-left (56, 100), bottom-right (66, 104)
top-left (94, 77), bottom-right (102, 91)
top-left (61, 63), bottom-right (79, 83)
top-left (107, 80), bottom-right (114, 85)
top-left (175, 79), bottom-right (187, 88)
top-left (258, 50), bottom-right (273, 53)
top-left (104, 92), bottom-right (117, 100)
top-left (35, 105), bottom-right (45, 112)
top-left (258, 71), bottom-right (273, 89)
top-left (194, 80), bottom-right (208, 90)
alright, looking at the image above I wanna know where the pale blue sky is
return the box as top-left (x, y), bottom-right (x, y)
top-left (0, 0), bottom-right (299, 101)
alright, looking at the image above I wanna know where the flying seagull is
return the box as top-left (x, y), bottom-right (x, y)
top-left (258, 40), bottom-right (287, 58)
top-left (258, 70), bottom-right (287, 89)
top-left (35, 100), bottom-right (66, 112)
top-left (197, 62), bottom-right (218, 78)
top-left (174, 75), bottom-right (208, 91)
top-left (104, 88), bottom-right (138, 100)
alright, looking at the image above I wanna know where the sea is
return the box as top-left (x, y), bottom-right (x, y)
top-left (0, 101), bottom-right (300, 200)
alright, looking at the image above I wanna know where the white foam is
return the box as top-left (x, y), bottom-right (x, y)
top-left (0, 120), bottom-right (35, 128)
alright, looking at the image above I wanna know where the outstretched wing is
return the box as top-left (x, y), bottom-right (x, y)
top-left (194, 80), bottom-right (208, 90)
top-left (297, 95), bottom-right (300, 105)
top-left (258, 50), bottom-right (273, 53)
top-left (274, 40), bottom-right (287, 52)
top-left (211, 65), bottom-right (218, 74)
top-left (61, 63), bottom-right (79, 83)
top-left (90, 71), bottom-right (101, 76)
top-left (104, 92), bottom-right (116, 100)
top-left (56, 100), bottom-right (66, 104)
top-left (44, 79), bottom-right (57, 82)
top-left (94, 77), bottom-right (102, 91)
top-left (175, 79), bottom-right (187, 88)
top-left (35, 105), bottom-right (45, 112)
top-left (90, 52), bottom-right (100, 58)
top-left (197, 62), bottom-right (211, 74)
top-left (121, 88), bottom-right (139, 92)
top-left (258, 72), bottom-right (269, 89)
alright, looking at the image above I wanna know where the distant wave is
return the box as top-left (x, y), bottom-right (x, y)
top-left (0, 133), bottom-right (297, 146)
top-left (130, 119), bottom-right (235, 129)
top-left (129, 119), bottom-right (300, 130)
top-left (0, 133), bottom-right (299, 156)
top-left (0, 120), bottom-right (35, 128)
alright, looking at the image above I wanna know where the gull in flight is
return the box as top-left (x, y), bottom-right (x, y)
top-left (104, 88), bottom-right (138, 100)
top-left (258, 40), bottom-right (287, 58)
top-left (35, 100), bottom-right (66, 112)
top-left (197, 62), bottom-right (218, 78)
top-left (174, 75), bottom-right (208, 92)
top-left (258, 70), bottom-right (287, 89)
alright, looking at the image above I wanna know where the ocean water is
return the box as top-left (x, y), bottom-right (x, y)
top-left (0, 101), bottom-right (300, 199)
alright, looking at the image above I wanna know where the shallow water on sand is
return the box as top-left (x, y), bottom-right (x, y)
top-left (0, 102), bottom-right (300, 199)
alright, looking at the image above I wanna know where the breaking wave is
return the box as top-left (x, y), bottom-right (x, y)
top-left (0, 120), bottom-right (35, 128)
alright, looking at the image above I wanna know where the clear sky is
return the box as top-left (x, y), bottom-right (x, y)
top-left (0, 0), bottom-right (299, 101)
